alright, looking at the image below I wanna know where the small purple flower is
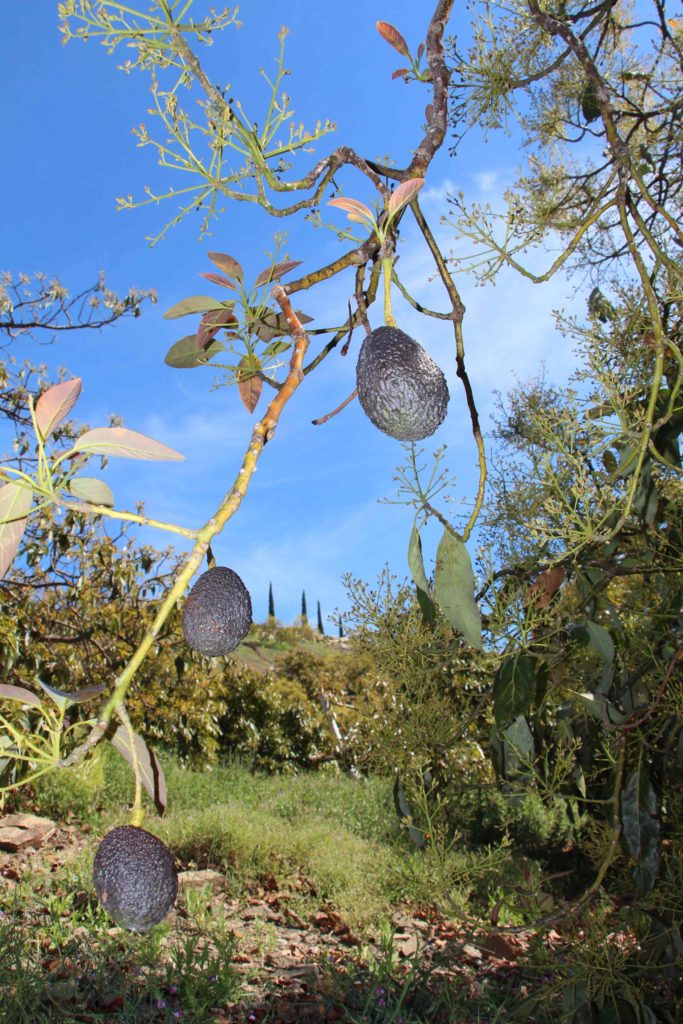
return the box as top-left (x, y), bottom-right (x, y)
top-left (173, 1012), bottom-right (183, 1020)
top-left (375, 986), bottom-right (386, 997)
top-left (247, 1014), bottom-right (257, 1023)
top-left (156, 999), bottom-right (166, 1010)
top-left (378, 998), bottom-right (387, 1008)
top-left (168, 984), bottom-right (178, 995)
top-left (208, 975), bottom-right (218, 983)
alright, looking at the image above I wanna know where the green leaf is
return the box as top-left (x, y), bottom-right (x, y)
top-left (36, 679), bottom-right (106, 711)
top-left (578, 692), bottom-right (628, 725)
top-left (261, 338), bottom-right (292, 358)
top-left (503, 714), bottom-right (535, 760)
top-left (633, 459), bottom-right (658, 525)
top-left (602, 449), bottom-right (618, 474)
top-left (622, 768), bottom-right (660, 894)
top-left (393, 775), bottom-right (426, 849)
top-left (562, 979), bottom-right (592, 1022)
top-left (35, 679), bottom-right (69, 713)
top-left (163, 296), bottom-right (230, 319)
top-left (72, 427), bottom-right (185, 462)
top-left (607, 444), bottom-right (638, 482)
top-left (494, 654), bottom-right (536, 729)
top-left (407, 524), bottom-right (430, 594)
top-left (107, 724), bottom-right (167, 816)
top-left (580, 80), bottom-right (601, 122)
top-left (164, 334), bottom-right (224, 369)
top-left (585, 621), bottom-right (614, 666)
top-left (65, 477), bottom-right (115, 507)
top-left (0, 683), bottom-right (43, 709)
top-left (433, 529), bottom-right (482, 650)
top-left (588, 287), bottom-right (614, 323)
top-left (416, 587), bottom-right (436, 626)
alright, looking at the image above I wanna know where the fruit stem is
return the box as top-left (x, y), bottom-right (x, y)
top-left (119, 706), bottom-right (145, 827)
top-left (382, 256), bottom-right (397, 328)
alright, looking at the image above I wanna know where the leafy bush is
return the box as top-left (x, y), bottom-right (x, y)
top-left (456, 787), bottom-right (576, 861)
top-left (216, 667), bottom-right (331, 772)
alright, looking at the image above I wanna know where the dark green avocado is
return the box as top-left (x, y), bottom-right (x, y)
top-left (182, 565), bottom-right (252, 657)
top-left (93, 825), bottom-right (178, 933)
top-left (356, 326), bottom-right (449, 441)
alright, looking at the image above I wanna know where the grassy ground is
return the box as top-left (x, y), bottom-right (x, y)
top-left (0, 751), bottom-right (549, 1024)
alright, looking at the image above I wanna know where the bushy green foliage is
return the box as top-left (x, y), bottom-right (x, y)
top-left (455, 787), bottom-right (576, 861)
top-left (215, 667), bottom-right (330, 772)
top-left (28, 743), bottom-right (143, 822)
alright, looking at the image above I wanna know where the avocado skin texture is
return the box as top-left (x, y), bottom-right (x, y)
top-left (93, 825), bottom-right (178, 933)
top-left (356, 326), bottom-right (449, 441)
top-left (182, 566), bottom-right (252, 657)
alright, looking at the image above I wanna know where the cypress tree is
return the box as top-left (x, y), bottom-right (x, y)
top-left (317, 600), bottom-right (324, 634)
top-left (268, 581), bottom-right (275, 622)
top-left (301, 589), bottom-right (308, 625)
top-left (338, 614), bottom-right (344, 638)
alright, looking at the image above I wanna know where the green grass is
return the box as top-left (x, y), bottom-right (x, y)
top-left (3, 751), bottom-right (575, 1023)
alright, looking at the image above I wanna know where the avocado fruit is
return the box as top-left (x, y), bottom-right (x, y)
top-left (182, 565), bottom-right (252, 656)
top-left (356, 326), bottom-right (449, 441)
top-left (93, 825), bottom-right (178, 933)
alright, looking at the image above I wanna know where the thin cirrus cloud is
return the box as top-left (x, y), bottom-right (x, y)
top-left (234, 498), bottom-right (401, 624)
top-left (389, 173), bottom-right (581, 425)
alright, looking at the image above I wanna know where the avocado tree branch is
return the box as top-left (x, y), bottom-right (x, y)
top-left (311, 389), bottom-right (358, 427)
top-left (410, 195), bottom-right (486, 542)
top-left (59, 284), bottom-right (311, 770)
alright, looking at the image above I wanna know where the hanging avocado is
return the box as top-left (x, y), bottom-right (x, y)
top-left (356, 326), bottom-right (449, 441)
top-left (182, 566), bottom-right (252, 656)
top-left (93, 825), bottom-right (178, 933)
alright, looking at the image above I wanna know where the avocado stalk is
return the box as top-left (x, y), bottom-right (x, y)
top-left (380, 235), bottom-right (397, 328)
top-left (119, 705), bottom-right (145, 827)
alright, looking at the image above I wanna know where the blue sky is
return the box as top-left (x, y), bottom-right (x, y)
top-left (1, 2), bottom-right (582, 626)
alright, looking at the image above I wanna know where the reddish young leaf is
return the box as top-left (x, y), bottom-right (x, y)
top-left (73, 427), bottom-right (185, 462)
top-left (417, 42), bottom-right (425, 61)
top-left (199, 271), bottom-right (238, 291)
top-left (35, 378), bottom-right (83, 441)
top-left (392, 68), bottom-right (411, 79)
top-left (196, 307), bottom-right (237, 349)
top-left (525, 567), bottom-right (566, 609)
top-left (328, 197), bottom-right (375, 223)
top-left (253, 260), bottom-right (303, 289)
top-left (0, 482), bottom-right (32, 581)
top-left (207, 251), bottom-right (244, 282)
top-left (237, 355), bottom-right (263, 414)
top-left (376, 20), bottom-right (410, 57)
top-left (388, 178), bottom-right (425, 218)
